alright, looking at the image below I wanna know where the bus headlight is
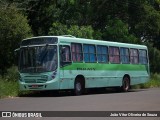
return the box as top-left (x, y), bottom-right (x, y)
top-left (52, 71), bottom-right (57, 79)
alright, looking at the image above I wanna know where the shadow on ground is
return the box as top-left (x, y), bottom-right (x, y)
top-left (19, 87), bottom-right (148, 98)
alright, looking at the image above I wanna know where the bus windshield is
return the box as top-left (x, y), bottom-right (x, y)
top-left (19, 45), bottom-right (57, 73)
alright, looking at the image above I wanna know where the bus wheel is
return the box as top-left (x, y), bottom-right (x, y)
top-left (74, 79), bottom-right (84, 96)
top-left (122, 76), bottom-right (130, 92)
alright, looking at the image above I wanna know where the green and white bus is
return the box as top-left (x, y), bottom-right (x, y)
top-left (17, 35), bottom-right (150, 95)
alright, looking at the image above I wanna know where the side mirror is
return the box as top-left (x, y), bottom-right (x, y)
top-left (14, 48), bottom-right (20, 56)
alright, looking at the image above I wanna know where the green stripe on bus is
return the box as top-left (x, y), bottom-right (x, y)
top-left (61, 63), bottom-right (147, 71)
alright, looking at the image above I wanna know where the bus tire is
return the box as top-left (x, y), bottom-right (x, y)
top-left (121, 76), bottom-right (130, 92)
top-left (74, 79), bottom-right (84, 96)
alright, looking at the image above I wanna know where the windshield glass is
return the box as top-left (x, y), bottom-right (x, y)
top-left (19, 45), bottom-right (57, 73)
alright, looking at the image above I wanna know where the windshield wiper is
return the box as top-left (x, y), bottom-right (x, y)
top-left (40, 44), bottom-right (48, 64)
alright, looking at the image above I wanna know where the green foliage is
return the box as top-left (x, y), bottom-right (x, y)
top-left (4, 66), bottom-right (19, 82)
top-left (145, 42), bottom-right (160, 73)
top-left (27, 0), bottom-right (60, 35)
top-left (134, 4), bottom-right (160, 40)
top-left (132, 73), bottom-right (160, 89)
top-left (0, 66), bottom-right (19, 98)
top-left (0, 6), bottom-right (32, 74)
top-left (0, 79), bottom-right (19, 99)
top-left (49, 22), bottom-right (94, 39)
top-left (103, 18), bottom-right (140, 43)
top-left (0, 66), bottom-right (33, 98)
top-left (0, 78), bottom-right (32, 99)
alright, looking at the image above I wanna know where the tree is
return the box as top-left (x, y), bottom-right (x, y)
top-left (49, 22), bottom-right (94, 39)
top-left (0, 6), bottom-right (32, 75)
top-left (146, 43), bottom-right (160, 73)
top-left (102, 18), bottom-right (139, 43)
top-left (134, 4), bottom-right (160, 41)
top-left (26, 0), bottom-right (59, 35)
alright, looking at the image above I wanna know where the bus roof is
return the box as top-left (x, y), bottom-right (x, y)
top-left (58, 36), bottom-right (147, 49)
top-left (22, 35), bottom-right (147, 49)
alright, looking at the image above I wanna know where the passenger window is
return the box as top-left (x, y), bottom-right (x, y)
top-left (97, 45), bottom-right (108, 63)
top-left (109, 47), bottom-right (120, 63)
top-left (120, 48), bottom-right (129, 64)
top-left (83, 44), bottom-right (96, 62)
top-left (130, 49), bottom-right (138, 64)
top-left (71, 43), bottom-right (83, 62)
top-left (139, 50), bottom-right (148, 64)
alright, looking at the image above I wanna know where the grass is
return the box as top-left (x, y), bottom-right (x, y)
top-left (0, 66), bottom-right (31, 99)
top-left (0, 79), bottom-right (19, 99)
top-left (132, 73), bottom-right (160, 89)
top-left (0, 79), bottom-right (34, 99)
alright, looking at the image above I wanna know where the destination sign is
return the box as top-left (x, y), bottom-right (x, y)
top-left (21, 37), bottom-right (58, 46)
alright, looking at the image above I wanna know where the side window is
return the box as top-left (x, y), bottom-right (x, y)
top-left (71, 43), bottom-right (83, 62)
top-left (120, 48), bottom-right (130, 64)
top-left (83, 44), bottom-right (96, 62)
top-left (109, 47), bottom-right (120, 63)
top-left (97, 45), bottom-right (108, 63)
top-left (61, 45), bottom-right (71, 62)
top-left (130, 49), bottom-right (138, 64)
top-left (139, 50), bottom-right (148, 64)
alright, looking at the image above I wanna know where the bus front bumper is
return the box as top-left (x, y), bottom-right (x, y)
top-left (19, 80), bottom-right (59, 91)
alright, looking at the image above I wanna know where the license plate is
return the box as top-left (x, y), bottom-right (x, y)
top-left (31, 85), bottom-right (38, 88)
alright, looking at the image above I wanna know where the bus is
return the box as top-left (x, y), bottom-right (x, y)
top-left (16, 35), bottom-right (150, 95)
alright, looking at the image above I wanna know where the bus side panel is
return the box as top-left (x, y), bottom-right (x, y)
top-left (59, 63), bottom-right (150, 89)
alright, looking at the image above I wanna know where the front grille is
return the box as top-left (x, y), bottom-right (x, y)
top-left (25, 79), bottom-right (36, 83)
top-left (37, 79), bottom-right (47, 83)
top-left (24, 76), bottom-right (48, 83)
